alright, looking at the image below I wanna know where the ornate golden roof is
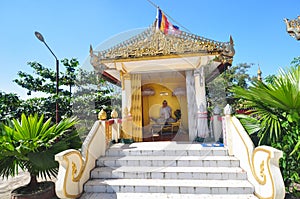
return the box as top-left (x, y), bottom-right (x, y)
top-left (90, 25), bottom-right (235, 65)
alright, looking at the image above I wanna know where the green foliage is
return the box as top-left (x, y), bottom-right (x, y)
top-left (12, 58), bottom-right (79, 122)
top-left (1, 58), bottom-right (120, 141)
top-left (0, 92), bottom-right (22, 122)
top-left (72, 69), bottom-right (121, 137)
top-left (0, 114), bottom-right (81, 184)
top-left (14, 58), bottom-right (79, 96)
top-left (236, 114), bottom-right (260, 146)
top-left (231, 60), bottom-right (300, 195)
top-left (207, 63), bottom-right (254, 111)
top-left (232, 66), bottom-right (300, 145)
top-left (264, 74), bottom-right (277, 84)
top-left (14, 62), bottom-right (56, 95)
top-left (16, 96), bottom-right (73, 121)
top-left (9, 58), bottom-right (120, 126)
top-left (0, 58), bottom-right (120, 192)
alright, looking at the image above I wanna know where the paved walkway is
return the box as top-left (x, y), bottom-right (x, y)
top-left (0, 171), bottom-right (56, 199)
top-left (0, 171), bottom-right (30, 199)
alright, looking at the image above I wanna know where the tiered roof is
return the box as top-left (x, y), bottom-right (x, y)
top-left (90, 25), bottom-right (235, 65)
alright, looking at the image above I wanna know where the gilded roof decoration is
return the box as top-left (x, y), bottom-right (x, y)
top-left (90, 25), bottom-right (235, 65)
top-left (284, 16), bottom-right (300, 40)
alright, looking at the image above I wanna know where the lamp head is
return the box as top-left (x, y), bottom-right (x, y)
top-left (34, 31), bottom-right (45, 42)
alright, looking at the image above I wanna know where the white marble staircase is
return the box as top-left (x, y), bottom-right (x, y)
top-left (80, 142), bottom-right (258, 199)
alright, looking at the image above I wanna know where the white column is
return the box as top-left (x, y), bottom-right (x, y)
top-left (124, 74), bottom-right (132, 113)
top-left (185, 70), bottom-right (197, 141)
top-left (121, 73), bottom-right (133, 139)
top-left (194, 67), bottom-right (209, 139)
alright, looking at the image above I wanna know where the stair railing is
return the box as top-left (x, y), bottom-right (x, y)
top-left (223, 104), bottom-right (285, 199)
top-left (54, 119), bottom-right (121, 198)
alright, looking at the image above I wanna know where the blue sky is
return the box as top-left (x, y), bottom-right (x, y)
top-left (0, 0), bottom-right (299, 99)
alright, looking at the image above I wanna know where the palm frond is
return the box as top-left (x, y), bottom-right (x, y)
top-left (0, 114), bottom-right (80, 180)
top-left (231, 67), bottom-right (300, 145)
top-left (236, 114), bottom-right (260, 135)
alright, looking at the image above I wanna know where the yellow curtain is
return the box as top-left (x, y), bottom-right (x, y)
top-left (131, 74), bottom-right (143, 141)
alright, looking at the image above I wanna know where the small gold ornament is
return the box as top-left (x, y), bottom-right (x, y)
top-left (98, 109), bottom-right (107, 120)
top-left (111, 109), bottom-right (118, 118)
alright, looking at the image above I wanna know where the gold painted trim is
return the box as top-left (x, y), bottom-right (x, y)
top-left (253, 148), bottom-right (274, 199)
top-left (230, 117), bottom-right (275, 199)
top-left (121, 62), bottom-right (128, 73)
top-left (99, 52), bottom-right (221, 64)
top-left (72, 150), bottom-right (89, 182)
top-left (123, 73), bottom-right (131, 80)
top-left (260, 160), bottom-right (265, 179)
top-left (72, 162), bottom-right (77, 179)
top-left (120, 71), bottom-right (125, 90)
top-left (62, 153), bottom-right (81, 198)
top-left (230, 118), bottom-right (266, 184)
top-left (254, 192), bottom-right (273, 199)
top-left (90, 26), bottom-right (234, 63)
top-left (61, 121), bottom-right (103, 198)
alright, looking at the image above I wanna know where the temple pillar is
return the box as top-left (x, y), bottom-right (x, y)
top-left (194, 67), bottom-right (209, 139)
top-left (130, 74), bottom-right (142, 141)
top-left (185, 70), bottom-right (197, 141)
top-left (121, 73), bottom-right (133, 139)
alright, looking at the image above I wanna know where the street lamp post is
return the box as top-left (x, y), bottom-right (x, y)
top-left (34, 31), bottom-right (60, 124)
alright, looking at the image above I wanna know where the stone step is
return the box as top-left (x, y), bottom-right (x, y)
top-left (91, 166), bottom-right (247, 180)
top-left (97, 156), bottom-right (239, 167)
top-left (84, 179), bottom-right (254, 194)
top-left (106, 143), bottom-right (227, 157)
top-left (80, 192), bottom-right (259, 199)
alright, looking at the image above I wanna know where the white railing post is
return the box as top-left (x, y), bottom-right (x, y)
top-left (211, 106), bottom-right (222, 142)
top-left (223, 104), bottom-right (233, 155)
top-left (111, 118), bottom-right (121, 143)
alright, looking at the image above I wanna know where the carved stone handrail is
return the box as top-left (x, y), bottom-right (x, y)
top-left (223, 105), bottom-right (285, 199)
top-left (55, 119), bottom-right (121, 198)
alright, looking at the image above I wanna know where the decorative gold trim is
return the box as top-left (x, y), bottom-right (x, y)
top-left (72, 151), bottom-right (88, 182)
top-left (123, 73), bottom-right (131, 80)
top-left (62, 121), bottom-right (102, 198)
top-left (90, 25), bottom-right (234, 66)
top-left (99, 52), bottom-right (221, 63)
top-left (253, 148), bottom-right (274, 199)
top-left (62, 152), bottom-right (81, 198)
top-left (230, 118), bottom-right (275, 199)
top-left (260, 160), bottom-right (265, 178)
top-left (72, 162), bottom-right (77, 179)
top-left (120, 71), bottom-right (125, 90)
top-left (121, 62), bottom-right (128, 73)
top-left (62, 150), bottom-right (89, 198)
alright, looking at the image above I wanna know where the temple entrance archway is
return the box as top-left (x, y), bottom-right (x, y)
top-left (142, 83), bottom-right (187, 141)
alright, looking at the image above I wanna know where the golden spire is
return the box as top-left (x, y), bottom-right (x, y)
top-left (257, 65), bottom-right (262, 81)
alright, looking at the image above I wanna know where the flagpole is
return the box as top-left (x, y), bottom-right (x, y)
top-left (146, 0), bottom-right (191, 33)
top-left (156, 7), bottom-right (159, 30)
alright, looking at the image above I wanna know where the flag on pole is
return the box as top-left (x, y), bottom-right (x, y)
top-left (157, 8), bottom-right (180, 34)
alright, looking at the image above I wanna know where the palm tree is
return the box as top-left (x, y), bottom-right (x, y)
top-left (231, 65), bottom-right (300, 194)
top-left (232, 66), bottom-right (300, 145)
top-left (0, 113), bottom-right (81, 191)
